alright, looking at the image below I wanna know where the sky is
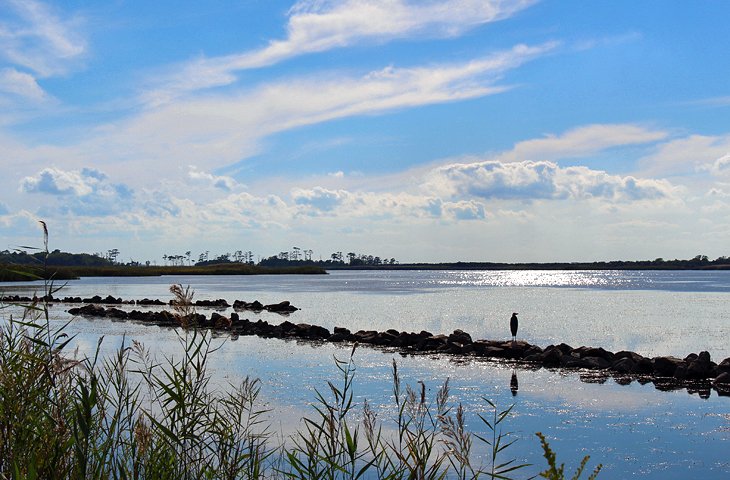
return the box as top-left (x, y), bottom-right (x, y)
top-left (1, 0), bottom-right (730, 264)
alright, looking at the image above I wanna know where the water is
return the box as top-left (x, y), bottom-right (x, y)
top-left (2, 270), bottom-right (729, 478)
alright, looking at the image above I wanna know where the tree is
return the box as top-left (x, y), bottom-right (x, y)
top-left (185, 250), bottom-right (192, 265)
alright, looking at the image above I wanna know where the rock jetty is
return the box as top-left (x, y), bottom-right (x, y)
top-left (60, 301), bottom-right (730, 398)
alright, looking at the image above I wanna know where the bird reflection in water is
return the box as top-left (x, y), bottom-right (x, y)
top-left (510, 369), bottom-right (518, 396)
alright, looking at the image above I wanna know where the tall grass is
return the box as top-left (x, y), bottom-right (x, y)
top-left (0, 289), bottom-right (600, 479)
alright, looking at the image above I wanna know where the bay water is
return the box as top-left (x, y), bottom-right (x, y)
top-left (2, 270), bottom-right (729, 478)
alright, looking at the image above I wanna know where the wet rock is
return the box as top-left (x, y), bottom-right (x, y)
top-left (68, 304), bottom-right (106, 317)
top-left (265, 301), bottom-right (298, 313)
top-left (103, 295), bottom-right (122, 304)
top-left (560, 354), bottom-right (585, 368)
top-left (653, 356), bottom-right (684, 377)
top-left (611, 357), bottom-right (636, 374)
top-left (686, 351), bottom-right (714, 380)
top-left (195, 299), bottom-right (231, 308)
top-left (415, 334), bottom-right (447, 351)
top-left (713, 372), bottom-right (730, 385)
top-left (574, 346), bottom-right (614, 362)
top-left (106, 307), bottom-right (128, 319)
top-left (524, 345), bottom-right (544, 357)
top-left (541, 346), bottom-right (564, 367)
top-left (448, 329), bottom-right (472, 345)
top-left (294, 323), bottom-right (330, 340)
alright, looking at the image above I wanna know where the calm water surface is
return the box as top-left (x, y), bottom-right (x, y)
top-left (2, 270), bottom-right (729, 478)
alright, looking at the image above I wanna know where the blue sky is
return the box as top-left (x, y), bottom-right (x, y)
top-left (1, 0), bottom-right (730, 263)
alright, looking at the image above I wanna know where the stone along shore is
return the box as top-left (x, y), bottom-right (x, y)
top-left (3, 293), bottom-right (729, 396)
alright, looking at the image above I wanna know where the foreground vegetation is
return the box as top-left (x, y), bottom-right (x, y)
top-left (0, 283), bottom-right (601, 479)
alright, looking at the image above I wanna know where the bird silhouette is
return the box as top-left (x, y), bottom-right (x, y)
top-left (510, 312), bottom-right (518, 343)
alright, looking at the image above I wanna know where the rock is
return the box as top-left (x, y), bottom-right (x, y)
top-left (611, 357), bottom-right (636, 374)
top-left (614, 351), bottom-right (645, 364)
top-left (294, 323), bottom-right (330, 339)
top-left (540, 346), bottom-right (563, 367)
top-left (68, 304), bottom-right (106, 317)
top-left (524, 345), bottom-right (544, 357)
top-left (653, 356), bottom-right (684, 377)
top-left (415, 334), bottom-right (447, 351)
top-left (635, 357), bottom-right (654, 374)
top-left (713, 372), bottom-right (730, 385)
top-left (264, 301), bottom-right (298, 313)
top-left (106, 307), bottom-right (128, 319)
top-left (560, 354), bottom-right (585, 368)
top-left (574, 346), bottom-right (614, 362)
top-left (686, 351), bottom-right (715, 380)
top-left (448, 329), bottom-right (472, 345)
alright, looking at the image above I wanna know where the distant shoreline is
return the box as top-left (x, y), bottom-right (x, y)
top-left (326, 261), bottom-right (730, 271)
top-left (3, 260), bottom-right (730, 282)
top-left (0, 264), bottom-right (327, 282)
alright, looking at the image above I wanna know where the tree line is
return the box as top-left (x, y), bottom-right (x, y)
top-left (4, 248), bottom-right (730, 270)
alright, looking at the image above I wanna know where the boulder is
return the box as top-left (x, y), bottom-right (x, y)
top-left (541, 346), bottom-right (563, 367)
top-left (713, 372), bottom-right (730, 385)
top-left (415, 334), bottom-right (447, 351)
top-left (574, 346), bottom-right (614, 362)
top-left (611, 357), bottom-right (636, 374)
top-left (264, 301), bottom-right (298, 313)
top-left (652, 356), bottom-right (684, 377)
top-left (560, 354), bottom-right (585, 368)
top-left (685, 351), bottom-right (715, 380)
top-left (448, 329), bottom-right (472, 345)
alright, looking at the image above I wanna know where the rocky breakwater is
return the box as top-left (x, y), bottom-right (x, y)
top-left (65, 303), bottom-right (730, 397)
top-left (2, 293), bottom-right (298, 314)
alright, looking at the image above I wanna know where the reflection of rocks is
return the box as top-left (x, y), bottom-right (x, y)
top-left (62, 298), bottom-right (730, 397)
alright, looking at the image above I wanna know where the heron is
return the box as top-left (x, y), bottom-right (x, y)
top-left (510, 312), bottom-right (518, 342)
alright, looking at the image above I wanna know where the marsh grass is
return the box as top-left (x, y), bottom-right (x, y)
top-left (0, 227), bottom-right (599, 479)
top-left (0, 294), bottom-right (601, 479)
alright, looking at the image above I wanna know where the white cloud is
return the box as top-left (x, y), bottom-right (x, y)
top-left (0, 201), bottom-right (9, 215)
top-left (496, 123), bottom-right (668, 163)
top-left (144, 0), bottom-right (536, 103)
top-left (54, 44), bottom-right (555, 184)
top-left (19, 167), bottom-right (134, 216)
top-left (0, 67), bottom-right (47, 100)
top-left (0, 0), bottom-right (85, 77)
top-left (708, 153), bottom-right (730, 177)
top-left (20, 167), bottom-right (95, 195)
top-left (187, 166), bottom-right (238, 191)
top-left (638, 134), bottom-right (730, 177)
top-left (425, 160), bottom-right (679, 202)
top-left (291, 186), bottom-right (488, 221)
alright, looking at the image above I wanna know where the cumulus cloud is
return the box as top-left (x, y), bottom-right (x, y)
top-left (20, 167), bottom-right (95, 195)
top-left (291, 186), bottom-right (487, 221)
top-left (145, 0), bottom-right (536, 103)
top-left (425, 160), bottom-right (678, 202)
top-left (708, 153), bottom-right (730, 177)
top-left (188, 166), bottom-right (238, 191)
top-left (19, 167), bottom-right (134, 216)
